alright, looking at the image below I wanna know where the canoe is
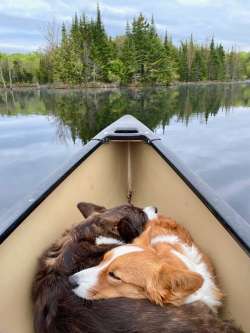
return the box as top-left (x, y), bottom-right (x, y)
top-left (0, 115), bottom-right (249, 333)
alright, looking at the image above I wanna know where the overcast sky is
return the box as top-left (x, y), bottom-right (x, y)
top-left (1, 0), bottom-right (250, 53)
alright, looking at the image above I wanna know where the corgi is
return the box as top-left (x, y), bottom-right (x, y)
top-left (70, 207), bottom-right (223, 311)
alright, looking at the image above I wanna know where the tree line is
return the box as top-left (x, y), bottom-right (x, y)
top-left (0, 53), bottom-right (40, 87)
top-left (1, 6), bottom-right (250, 87)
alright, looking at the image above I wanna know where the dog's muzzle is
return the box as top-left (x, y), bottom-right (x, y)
top-left (143, 206), bottom-right (158, 220)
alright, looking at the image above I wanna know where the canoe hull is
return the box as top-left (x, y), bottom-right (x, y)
top-left (0, 116), bottom-right (249, 333)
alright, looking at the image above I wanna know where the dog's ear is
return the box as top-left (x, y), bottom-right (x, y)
top-left (117, 217), bottom-right (140, 242)
top-left (77, 202), bottom-right (106, 218)
top-left (146, 264), bottom-right (203, 306)
top-left (165, 267), bottom-right (203, 304)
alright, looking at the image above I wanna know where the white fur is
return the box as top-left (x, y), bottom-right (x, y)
top-left (151, 234), bottom-right (180, 245)
top-left (172, 244), bottom-right (221, 310)
top-left (95, 236), bottom-right (124, 245)
top-left (143, 206), bottom-right (158, 220)
top-left (72, 266), bottom-right (101, 299)
top-left (71, 245), bottom-right (143, 299)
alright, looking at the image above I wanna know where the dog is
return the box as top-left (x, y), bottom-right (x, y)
top-left (32, 202), bottom-right (148, 333)
top-left (33, 203), bottom-right (242, 333)
top-left (35, 296), bottom-right (243, 333)
top-left (70, 207), bottom-right (223, 312)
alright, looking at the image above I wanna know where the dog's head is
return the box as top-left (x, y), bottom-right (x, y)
top-left (76, 202), bottom-right (149, 244)
top-left (70, 244), bottom-right (203, 306)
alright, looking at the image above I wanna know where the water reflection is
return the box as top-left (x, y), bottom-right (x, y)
top-left (0, 83), bottom-right (250, 223)
top-left (1, 84), bottom-right (250, 143)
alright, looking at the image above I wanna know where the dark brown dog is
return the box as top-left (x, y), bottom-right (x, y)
top-left (32, 202), bottom-right (243, 333)
top-left (46, 297), bottom-right (243, 333)
top-left (32, 202), bottom-right (148, 333)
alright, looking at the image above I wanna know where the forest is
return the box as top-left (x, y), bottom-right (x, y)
top-left (1, 6), bottom-right (250, 87)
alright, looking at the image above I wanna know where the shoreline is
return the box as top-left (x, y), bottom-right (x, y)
top-left (0, 80), bottom-right (250, 91)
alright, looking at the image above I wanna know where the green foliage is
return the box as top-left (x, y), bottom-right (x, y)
top-left (239, 52), bottom-right (250, 79)
top-left (119, 15), bottom-right (176, 84)
top-left (37, 53), bottom-right (54, 83)
top-left (53, 30), bottom-right (85, 84)
top-left (106, 59), bottom-right (125, 83)
top-left (2, 84), bottom-right (250, 143)
top-left (1, 7), bottom-right (250, 86)
top-left (178, 36), bottom-right (229, 82)
top-left (0, 52), bottom-right (40, 85)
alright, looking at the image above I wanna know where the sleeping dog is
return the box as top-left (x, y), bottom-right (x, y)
top-left (33, 203), bottom-right (243, 333)
top-left (32, 202), bottom-right (148, 333)
top-left (69, 207), bottom-right (243, 333)
top-left (70, 208), bottom-right (222, 311)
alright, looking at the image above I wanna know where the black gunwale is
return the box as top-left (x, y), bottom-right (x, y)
top-left (1, 115), bottom-right (249, 256)
top-left (151, 140), bottom-right (250, 255)
top-left (0, 140), bottom-right (102, 243)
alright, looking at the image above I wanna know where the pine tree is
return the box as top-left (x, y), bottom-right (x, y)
top-left (178, 42), bottom-right (189, 81)
top-left (123, 14), bottom-right (176, 84)
top-left (187, 35), bottom-right (195, 78)
top-left (53, 22), bottom-right (84, 84)
top-left (208, 38), bottom-right (220, 80)
top-left (217, 44), bottom-right (226, 80)
top-left (164, 31), bottom-right (178, 80)
top-left (190, 47), bottom-right (207, 81)
top-left (45, 9), bottom-right (247, 85)
top-left (226, 48), bottom-right (241, 80)
top-left (61, 23), bottom-right (67, 43)
top-left (120, 22), bottom-right (137, 83)
top-left (89, 4), bottom-right (113, 81)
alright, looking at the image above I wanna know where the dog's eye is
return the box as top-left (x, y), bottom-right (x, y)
top-left (108, 271), bottom-right (121, 280)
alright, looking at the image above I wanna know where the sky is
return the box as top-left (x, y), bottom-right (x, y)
top-left (1, 0), bottom-right (250, 53)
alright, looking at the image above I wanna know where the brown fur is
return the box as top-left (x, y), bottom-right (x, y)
top-left (135, 215), bottom-right (215, 275)
top-left (72, 215), bottom-right (221, 308)
top-left (32, 203), bottom-right (147, 333)
top-left (140, 215), bottom-right (223, 304)
top-left (72, 245), bottom-right (203, 305)
top-left (32, 204), bottom-right (243, 333)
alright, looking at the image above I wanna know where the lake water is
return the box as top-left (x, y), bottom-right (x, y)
top-left (0, 84), bottom-right (250, 224)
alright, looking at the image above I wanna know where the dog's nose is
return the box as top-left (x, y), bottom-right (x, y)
top-left (69, 275), bottom-right (78, 288)
top-left (143, 206), bottom-right (158, 220)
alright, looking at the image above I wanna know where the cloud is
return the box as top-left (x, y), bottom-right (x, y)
top-left (0, 0), bottom-right (250, 52)
top-left (96, 2), bottom-right (138, 16)
top-left (176, 0), bottom-right (213, 6)
top-left (0, 0), bottom-right (51, 18)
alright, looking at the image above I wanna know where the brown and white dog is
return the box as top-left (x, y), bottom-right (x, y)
top-left (70, 207), bottom-right (223, 311)
top-left (33, 203), bottom-right (242, 333)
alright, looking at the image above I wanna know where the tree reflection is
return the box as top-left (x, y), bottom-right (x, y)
top-left (0, 83), bottom-right (250, 143)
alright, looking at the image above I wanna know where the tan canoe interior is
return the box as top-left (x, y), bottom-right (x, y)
top-left (0, 141), bottom-right (249, 333)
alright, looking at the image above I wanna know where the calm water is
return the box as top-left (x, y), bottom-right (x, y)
top-left (0, 84), bottom-right (250, 223)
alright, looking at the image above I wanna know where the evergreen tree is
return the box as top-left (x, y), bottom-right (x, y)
top-left (178, 42), bottom-right (189, 81)
top-left (217, 44), bottom-right (226, 80)
top-left (124, 14), bottom-right (175, 84)
top-left (120, 23), bottom-right (137, 83)
top-left (164, 31), bottom-right (178, 62)
top-left (208, 38), bottom-right (220, 80)
top-left (61, 23), bottom-right (67, 43)
top-left (89, 4), bottom-right (113, 81)
top-left (37, 8), bottom-right (248, 85)
top-left (38, 54), bottom-right (54, 83)
top-left (226, 48), bottom-right (241, 80)
top-left (190, 47), bottom-right (207, 81)
top-left (53, 24), bottom-right (84, 84)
